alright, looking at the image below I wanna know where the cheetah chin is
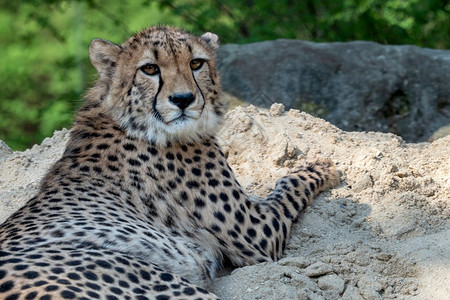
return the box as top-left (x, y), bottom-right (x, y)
top-left (146, 105), bottom-right (221, 145)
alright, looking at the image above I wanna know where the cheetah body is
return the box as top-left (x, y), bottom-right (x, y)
top-left (0, 26), bottom-right (339, 299)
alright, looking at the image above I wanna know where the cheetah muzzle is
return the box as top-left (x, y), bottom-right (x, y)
top-left (0, 26), bottom-right (339, 300)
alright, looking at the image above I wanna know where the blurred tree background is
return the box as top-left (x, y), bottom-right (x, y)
top-left (1, 0), bottom-right (449, 150)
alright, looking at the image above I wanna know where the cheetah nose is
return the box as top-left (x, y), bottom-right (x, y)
top-left (169, 93), bottom-right (195, 110)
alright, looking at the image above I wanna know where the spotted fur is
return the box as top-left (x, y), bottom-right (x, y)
top-left (0, 26), bottom-right (339, 299)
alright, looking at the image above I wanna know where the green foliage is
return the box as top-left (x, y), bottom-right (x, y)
top-left (0, 0), bottom-right (448, 150)
top-left (156, 0), bottom-right (450, 46)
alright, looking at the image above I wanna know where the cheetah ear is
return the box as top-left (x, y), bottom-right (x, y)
top-left (200, 32), bottom-right (220, 51)
top-left (89, 38), bottom-right (121, 78)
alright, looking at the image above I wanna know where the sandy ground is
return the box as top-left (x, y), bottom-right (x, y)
top-left (0, 104), bottom-right (448, 299)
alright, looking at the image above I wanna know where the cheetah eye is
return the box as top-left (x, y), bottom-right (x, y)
top-left (190, 59), bottom-right (205, 71)
top-left (140, 64), bottom-right (160, 76)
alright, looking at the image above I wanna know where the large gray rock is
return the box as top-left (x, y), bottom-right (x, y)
top-left (218, 40), bottom-right (450, 142)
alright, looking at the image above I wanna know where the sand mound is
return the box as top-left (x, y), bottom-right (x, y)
top-left (1, 104), bottom-right (448, 299)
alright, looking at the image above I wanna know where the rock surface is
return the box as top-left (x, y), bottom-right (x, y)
top-left (1, 105), bottom-right (449, 299)
top-left (218, 40), bottom-right (450, 142)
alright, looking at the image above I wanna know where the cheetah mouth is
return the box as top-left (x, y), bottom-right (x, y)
top-left (165, 111), bottom-right (201, 124)
top-left (169, 115), bottom-right (189, 124)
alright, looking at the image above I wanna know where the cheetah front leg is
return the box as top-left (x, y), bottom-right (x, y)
top-left (216, 159), bottom-right (339, 266)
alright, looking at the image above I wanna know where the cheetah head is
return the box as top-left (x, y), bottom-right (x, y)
top-left (89, 26), bottom-right (224, 145)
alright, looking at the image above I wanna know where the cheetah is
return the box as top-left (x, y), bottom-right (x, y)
top-left (0, 26), bottom-right (339, 299)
